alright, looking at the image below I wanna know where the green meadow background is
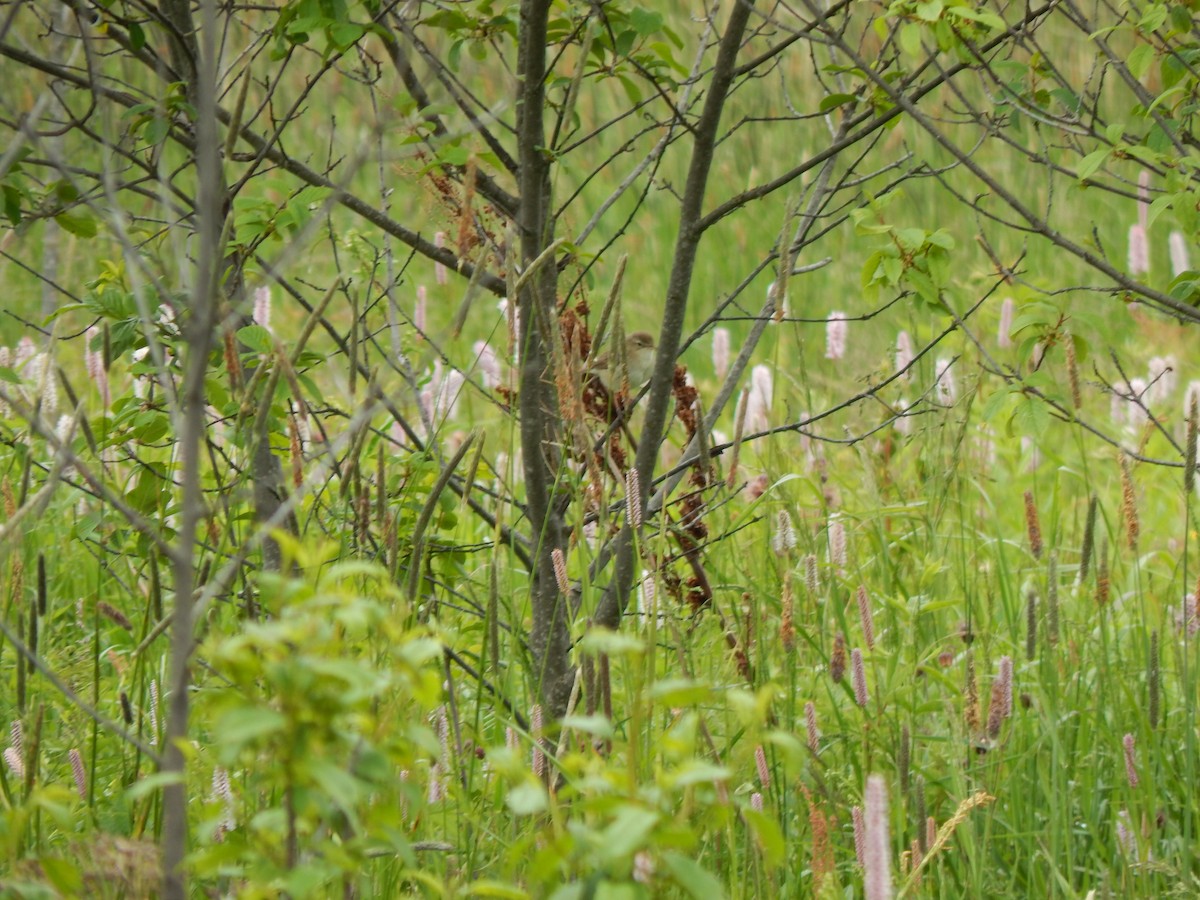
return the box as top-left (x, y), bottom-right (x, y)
top-left (0, 3), bottom-right (1197, 897)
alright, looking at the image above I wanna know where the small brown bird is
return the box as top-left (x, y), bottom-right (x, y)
top-left (588, 331), bottom-right (657, 391)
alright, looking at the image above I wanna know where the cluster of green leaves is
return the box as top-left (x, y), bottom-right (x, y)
top-left (0, 151), bottom-right (97, 239)
top-left (272, 0), bottom-right (387, 59)
top-left (187, 541), bottom-right (442, 895)
top-left (853, 194), bottom-right (957, 313)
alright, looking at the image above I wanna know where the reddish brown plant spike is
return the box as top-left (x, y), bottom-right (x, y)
top-left (98, 601), bottom-right (132, 632)
top-left (223, 329), bottom-right (242, 392)
top-left (830, 633), bottom-right (846, 683)
top-left (1120, 454), bottom-right (1139, 552)
top-left (456, 155), bottom-right (478, 256)
top-left (1096, 540), bottom-right (1110, 607)
top-left (1023, 490), bottom-right (1043, 560)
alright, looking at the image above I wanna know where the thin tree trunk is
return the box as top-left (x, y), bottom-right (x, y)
top-left (595, 0), bottom-right (757, 632)
top-left (515, 0), bottom-right (573, 718)
top-left (159, 0), bottom-right (221, 895)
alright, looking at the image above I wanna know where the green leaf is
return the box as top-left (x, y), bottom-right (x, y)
top-left (505, 780), bottom-right (548, 815)
top-left (130, 410), bottom-right (169, 443)
top-left (38, 857), bottom-right (83, 895)
top-left (421, 10), bottom-right (471, 31)
top-left (665, 761), bottom-right (732, 788)
top-left (1011, 392), bottom-right (1051, 441)
top-left (1127, 43), bottom-right (1155, 81)
top-left (1139, 3), bottom-right (1167, 32)
top-left (560, 714), bottom-right (614, 739)
top-left (616, 74), bottom-right (643, 106)
top-left (55, 211), bottom-right (97, 238)
top-left (980, 387), bottom-right (1015, 422)
top-left (579, 628), bottom-right (644, 657)
top-left (144, 116), bottom-right (170, 145)
top-left (598, 807), bottom-right (659, 861)
top-left (896, 227), bottom-right (927, 251)
top-left (126, 770), bottom-right (185, 801)
top-left (216, 706), bottom-right (288, 750)
top-left (2, 184), bottom-right (21, 225)
top-left (927, 228), bottom-right (956, 250)
top-left (629, 9), bottom-right (663, 36)
top-left (462, 880), bottom-right (530, 899)
top-left (1169, 4), bottom-right (1194, 34)
top-left (915, 0), bottom-right (944, 22)
top-left (819, 93), bottom-right (857, 113)
top-left (128, 468), bottom-right (165, 513)
top-left (614, 29), bottom-right (635, 58)
top-left (650, 678), bottom-right (712, 706)
top-left (236, 324), bottom-right (275, 353)
top-left (743, 808), bottom-right (786, 866)
top-left (944, 6), bottom-right (1006, 31)
top-left (329, 22), bottom-right (365, 50)
top-left (662, 851), bottom-right (725, 900)
top-left (1076, 148), bottom-right (1110, 182)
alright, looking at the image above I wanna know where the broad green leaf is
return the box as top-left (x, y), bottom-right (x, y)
top-left (598, 807), bottom-right (659, 861)
top-left (216, 706), bottom-right (288, 749)
top-left (1076, 148), bottom-right (1110, 182)
top-left (55, 211), bottom-right (97, 238)
top-left (980, 387), bottom-right (1015, 422)
top-left (916, 0), bottom-right (944, 22)
top-left (1011, 393), bottom-right (1051, 441)
top-left (505, 780), bottom-right (548, 815)
top-left (463, 880), bottom-right (530, 899)
top-left (126, 770), bottom-right (185, 801)
top-left (579, 628), bottom-right (644, 657)
top-left (819, 93), bottom-right (857, 113)
top-left (144, 116), bottom-right (170, 145)
top-left (38, 857), bottom-right (83, 895)
top-left (665, 761), bottom-right (732, 788)
top-left (743, 808), bottom-right (786, 866)
top-left (560, 714), bottom-right (614, 739)
top-left (629, 9), bottom-right (663, 36)
top-left (237, 324), bottom-right (275, 353)
top-left (662, 851), bottom-right (725, 900)
top-left (1127, 43), bottom-right (1155, 81)
top-left (927, 228), bottom-right (955, 250)
top-left (2, 184), bottom-right (21, 225)
top-left (650, 678), bottom-right (712, 706)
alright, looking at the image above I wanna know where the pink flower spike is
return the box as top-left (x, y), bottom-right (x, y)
top-left (864, 775), bottom-right (892, 900)
top-left (473, 340), bottom-right (501, 389)
top-left (746, 365), bottom-right (773, 433)
top-left (1123, 733), bottom-right (1139, 788)
top-left (895, 331), bottom-right (914, 378)
top-left (805, 701), bottom-right (820, 754)
top-left (851, 805), bottom-right (866, 867)
top-left (1128, 223), bottom-right (1150, 275)
top-left (712, 328), bottom-right (731, 381)
top-left (754, 744), bottom-right (770, 790)
top-left (851, 648), bottom-right (869, 707)
top-left (253, 285), bottom-right (272, 333)
top-left (68, 748), bottom-right (86, 801)
top-left (857, 585), bottom-right (876, 651)
top-left (829, 518), bottom-right (847, 573)
top-left (415, 285), bottom-right (427, 334)
top-left (825, 311), bottom-right (847, 360)
top-left (1169, 230), bottom-right (1190, 277)
top-left (435, 231), bottom-right (448, 284)
top-left (998, 297), bottom-right (1015, 349)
